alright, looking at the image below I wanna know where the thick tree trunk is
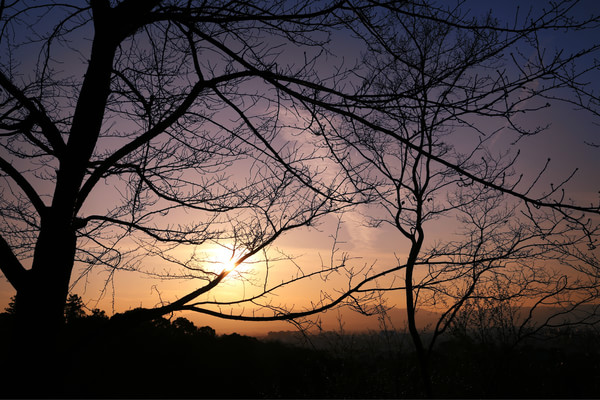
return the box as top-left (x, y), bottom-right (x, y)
top-left (8, 215), bottom-right (77, 396)
top-left (3, 2), bottom-right (158, 396)
top-left (20, 214), bottom-right (75, 318)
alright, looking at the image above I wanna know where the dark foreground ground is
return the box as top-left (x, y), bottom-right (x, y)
top-left (1, 312), bottom-right (599, 398)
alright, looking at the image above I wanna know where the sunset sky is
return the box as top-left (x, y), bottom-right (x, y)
top-left (1, 0), bottom-right (599, 336)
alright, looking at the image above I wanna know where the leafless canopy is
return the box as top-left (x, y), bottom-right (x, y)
top-left (0, 1), bottom-right (598, 346)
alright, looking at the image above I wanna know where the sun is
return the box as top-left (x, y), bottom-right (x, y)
top-left (207, 245), bottom-right (241, 274)
top-left (221, 255), bottom-right (237, 273)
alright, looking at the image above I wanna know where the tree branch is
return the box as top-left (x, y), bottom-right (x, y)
top-left (0, 155), bottom-right (46, 216)
top-left (0, 70), bottom-right (66, 157)
top-left (0, 233), bottom-right (28, 291)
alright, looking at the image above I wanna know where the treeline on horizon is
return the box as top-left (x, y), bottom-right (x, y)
top-left (1, 295), bottom-right (598, 398)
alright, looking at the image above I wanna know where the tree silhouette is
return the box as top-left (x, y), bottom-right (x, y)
top-left (63, 294), bottom-right (85, 322)
top-left (307, 2), bottom-right (600, 395)
top-left (3, 295), bottom-right (16, 315)
top-left (1, 1), bottom-right (599, 397)
top-left (0, 0), bottom-right (366, 394)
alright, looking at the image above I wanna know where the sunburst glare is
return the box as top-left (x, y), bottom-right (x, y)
top-left (206, 245), bottom-right (244, 275)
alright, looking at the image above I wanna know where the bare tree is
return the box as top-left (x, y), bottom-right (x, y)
top-left (295, 1), bottom-right (600, 395)
top-left (1, 0), bottom-right (599, 396)
top-left (0, 0), bottom-right (389, 393)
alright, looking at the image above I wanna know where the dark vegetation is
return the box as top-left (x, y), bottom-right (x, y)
top-left (1, 295), bottom-right (598, 398)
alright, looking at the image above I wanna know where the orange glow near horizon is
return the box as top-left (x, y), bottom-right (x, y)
top-left (0, 1), bottom-right (599, 340)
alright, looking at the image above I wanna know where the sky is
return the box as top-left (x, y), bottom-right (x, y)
top-left (0, 0), bottom-right (599, 336)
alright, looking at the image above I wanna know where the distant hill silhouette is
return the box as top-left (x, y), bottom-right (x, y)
top-left (276, 306), bottom-right (441, 333)
top-left (261, 304), bottom-right (600, 341)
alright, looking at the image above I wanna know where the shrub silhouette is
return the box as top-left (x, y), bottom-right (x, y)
top-left (1, 302), bottom-right (597, 398)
